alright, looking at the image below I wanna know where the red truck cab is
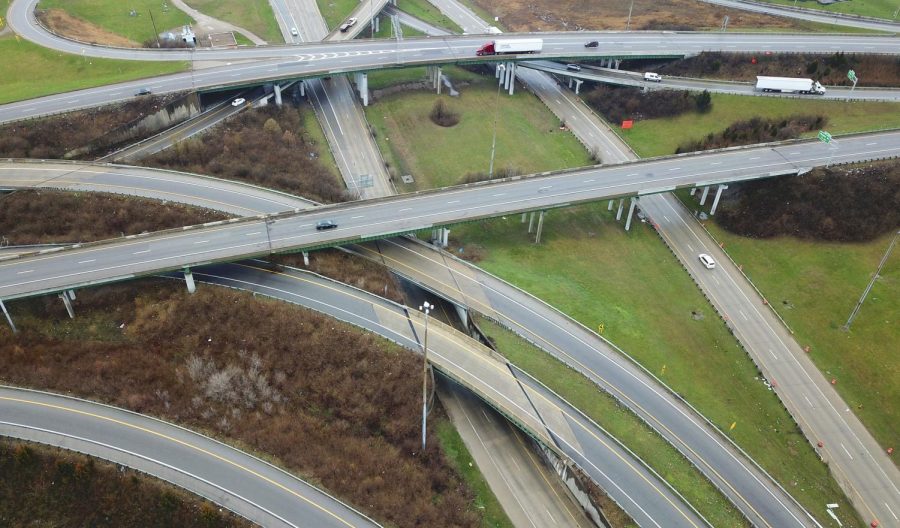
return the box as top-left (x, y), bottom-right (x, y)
top-left (476, 42), bottom-right (495, 56)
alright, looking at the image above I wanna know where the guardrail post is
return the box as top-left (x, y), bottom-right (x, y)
top-left (0, 299), bottom-right (17, 334)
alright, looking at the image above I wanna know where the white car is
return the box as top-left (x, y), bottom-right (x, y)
top-left (643, 72), bottom-right (662, 82)
top-left (290, 27), bottom-right (298, 36)
top-left (698, 254), bottom-right (716, 269)
top-left (231, 98), bottom-right (246, 107)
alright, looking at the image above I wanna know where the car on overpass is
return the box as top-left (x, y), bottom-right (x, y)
top-left (316, 220), bottom-right (339, 231)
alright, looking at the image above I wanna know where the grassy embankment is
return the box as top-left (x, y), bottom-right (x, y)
top-left (372, 20), bottom-right (426, 38)
top-left (365, 75), bottom-right (593, 190)
top-left (37, 0), bottom-right (192, 43)
top-left (0, 439), bottom-right (251, 527)
top-left (448, 204), bottom-right (863, 527)
top-left (618, 94), bottom-right (900, 157)
top-left (316, 0), bottom-right (359, 31)
top-left (184, 0), bottom-right (283, 43)
top-left (0, 35), bottom-right (187, 105)
top-left (691, 216), bottom-right (899, 459)
top-left (396, 0), bottom-right (464, 33)
top-left (757, 0), bottom-right (899, 20)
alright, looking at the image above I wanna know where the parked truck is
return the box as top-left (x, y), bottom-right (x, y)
top-left (476, 38), bottom-right (543, 56)
top-left (755, 76), bottom-right (826, 95)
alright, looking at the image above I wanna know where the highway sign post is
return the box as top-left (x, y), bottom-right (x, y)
top-left (818, 130), bottom-right (832, 144)
top-left (819, 130), bottom-right (838, 167)
top-left (848, 70), bottom-right (858, 92)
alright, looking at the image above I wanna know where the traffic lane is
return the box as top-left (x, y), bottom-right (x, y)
top-left (641, 194), bottom-right (900, 523)
top-left (0, 387), bottom-right (377, 528)
top-left (694, 0), bottom-right (900, 32)
top-left (0, 162), bottom-right (313, 215)
top-left (2, 131), bottom-right (899, 299)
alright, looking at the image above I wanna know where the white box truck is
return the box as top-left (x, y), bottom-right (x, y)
top-left (476, 38), bottom-right (543, 56)
top-left (755, 76), bottom-right (826, 95)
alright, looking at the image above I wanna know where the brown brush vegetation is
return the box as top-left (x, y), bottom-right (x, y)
top-left (430, 99), bottom-right (461, 127)
top-left (36, 8), bottom-right (140, 47)
top-left (269, 249), bottom-right (405, 304)
top-left (676, 115), bottom-right (825, 153)
top-left (713, 161), bottom-right (900, 241)
top-left (656, 52), bottom-right (900, 88)
top-left (0, 96), bottom-right (181, 159)
top-left (467, 0), bottom-right (799, 32)
top-left (143, 106), bottom-right (347, 204)
top-left (572, 466), bottom-right (634, 528)
top-left (0, 438), bottom-right (251, 528)
top-left (582, 85), bottom-right (707, 124)
top-left (0, 282), bottom-right (482, 528)
top-left (0, 190), bottom-right (227, 245)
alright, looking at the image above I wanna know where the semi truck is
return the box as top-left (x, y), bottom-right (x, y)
top-left (476, 38), bottom-right (543, 56)
top-left (755, 76), bottom-right (826, 95)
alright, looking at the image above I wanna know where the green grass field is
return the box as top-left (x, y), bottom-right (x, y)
top-left (316, 0), bottom-right (360, 31)
top-left (184, 0), bottom-right (283, 44)
top-left (0, 35), bottom-right (187, 105)
top-left (448, 204), bottom-right (862, 527)
top-left (477, 318), bottom-right (742, 528)
top-left (366, 78), bottom-right (593, 190)
top-left (696, 218), bottom-right (900, 460)
top-left (618, 94), bottom-right (900, 157)
top-left (435, 418), bottom-right (515, 528)
top-left (372, 20), bottom-right (426, 38)
top-left (300, 101), bottom-right (342, 179)
top-left (37, 0), bottom-right (193, 44)
top-left (757, 0), bottom-right (899, 20)
top-left (396, 0), bottom-right (464, 33)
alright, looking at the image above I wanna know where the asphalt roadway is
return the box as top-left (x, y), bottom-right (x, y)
top-left (0, 386), bottom-right (378, 528)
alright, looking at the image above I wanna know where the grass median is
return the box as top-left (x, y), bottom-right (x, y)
top-left (448, 204), bottom-right (862, 527)
top-left (693, 214), bottom-right (899, 461)
top-left (184, 0), bottom-right (282, 43)
top-left (396, 0), bottom-right (463, 33)
top-left (0, 35), bottom-right (187, 105)
top-left (755, 0), bottom-right (900, 20)
top-left (618, 94), bottom-right (900, 157)
top-left (37, 0), bottom-right (193, 44)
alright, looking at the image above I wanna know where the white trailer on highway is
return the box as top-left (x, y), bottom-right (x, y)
top-left (755, 76), bottom-right (826, 95)
top-left (476, 38), bottom-right (543, 56)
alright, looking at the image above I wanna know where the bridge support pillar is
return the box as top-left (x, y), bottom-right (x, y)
top-left (59, 291), bottom-right (75, 319)
top-left (709, 184), bottom-right (728, 215)
top-left (690, 187), bottom-right (697, 196)
top-left (573, 79), bottom-right (583, 95)
top-left (355, 72), bottom-right (369, 106)
top-left (299, 81), bottom-right (306, 98)
top-left (615, 198), bottom-right (624, 220)
top-left (568, 77), bottom-right (573, 89)
top-left (507, 62), bottom-right (516, 95)
top-left (527, 212), bottom-right (535, 233)
top-left (184, 268), bottom-right (196, 294)
top-left (435, 66), bottom-right (443, 94)
top-left (614, 59), bottom-right (621, 70)
top-left (302, 251), bottom-right (310, 266)
top-left (625, 197), bottom-right (638, 231)
top-left (699, 185), bottom-right (710, 206)
top-left (521, 212), bottom-right (527, 223)
top-left (608, 200), bottom-right (614, 211)
top-left (0, 299), bottom-right (17, 334)
top-left (442, 228), bottom-right (450, 247)
top-left (375, 16), bottom-right (380, 33)
top-left (495, 63), bottom-right (502, 79)
top-left (534, 210), bottom-right (546, 244)
top-left (274, 84), bottom-right (283, 106)
top-left (66, 289), bottom-right (76, 300)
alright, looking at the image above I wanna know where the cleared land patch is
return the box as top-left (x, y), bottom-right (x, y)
top-left (447, 204), bottom-right (862, 527)
top-left (0, 36), bottom-right (187, 105)
top-left (36, 0), bottom-right (193, 45)
top-left (0, 439), bottom-right (251, 528)
top-left (366, 74), bottom-right (592, 190)
top-left (37, 8), bottom-right (139, 47)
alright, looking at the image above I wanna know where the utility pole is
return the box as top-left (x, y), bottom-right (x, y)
top-left (488, 64), bottom-right (505, 179)
top-left (148, 9), bottom-right (161, 48)
top-left (842, 231), bottom-right (899, 331)
top-left (419, 301), bottom-right (433, 451)
top-left (625, 0), bottom-right (634, 31)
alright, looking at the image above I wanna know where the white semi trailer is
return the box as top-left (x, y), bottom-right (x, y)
top-left (476, 38), bottom-right (543, 56)
top-left (755, 76), bottom-right (826, 95)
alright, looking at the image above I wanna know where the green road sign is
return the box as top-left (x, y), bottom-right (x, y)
top-left (848, 70), bottom-right (857, 82)
top-left (818, 130), bottom-right (833, 143)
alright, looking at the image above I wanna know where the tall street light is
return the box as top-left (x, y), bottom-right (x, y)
top-left (488, 63), bottom-right (505, 179)
top-left (419, 301), bottom-right (432, 451)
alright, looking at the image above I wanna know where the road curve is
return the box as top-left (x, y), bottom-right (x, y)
top-left (0, 386), bottom-right (378, 528)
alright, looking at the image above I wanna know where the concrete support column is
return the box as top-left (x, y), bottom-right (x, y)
top-left (67, 290), bottom-right (76, 300)
top-left (709, 184), bottom-right (729, 215)
top-left (690, 187), bottom-right (697, 196)
top-left (614, 59), bottom-right (621, 70)
top-left (507, 63), bottom-right (516, 95)
top-left (624, 197), bottom-right (638, 231)
top-left (442, 228), bottom-right (450, 247)
top-left (608, 200), bottom-right (614, 211)
top-left (358, 72), bottom-right (369, 106)
top-left (528, 212), bottom-right (535, 233)
top-left (503, 62), bottom-right (512, 91)
top-left (184, 268), bottom-right (196, 294)
top-left (534, 210), bottom-right (546, 244)
top-left (374, 16), bottom-right (380, 33)
top-left (573, 79), bottom-right (583, 95)
top-left (274, 84), bottom-right (282, 106)
top-left (436, 67), bottom-right (443, 94)
top-left (299, 80), bottom-right (305, 97)
top-left (495, 64), bottom-right (502, 78)
top-left (521, 212), bottom-right (527, 223)
top-left (302, 251), bottom-right (310, 266)
top-left (568, 77), bottom-right (573, 89)
top-left (615, 198), bottom-right (624, 220)
top-left (59, 292), bottom-right (75, 319)
top-left (699, 185), bottom-right (710, 206)
top-left (0, 299), bottom-right (17, 334)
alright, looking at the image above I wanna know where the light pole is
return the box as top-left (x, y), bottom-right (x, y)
top-left (488, 63), bottom-right (505, 180)
top-left (625, 0), bottom-right (634, 31)
top-left (419, 301), bottom-right (432, 451)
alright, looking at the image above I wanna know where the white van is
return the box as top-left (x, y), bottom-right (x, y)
top-left (643, 72), bottom-right (662, 83)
